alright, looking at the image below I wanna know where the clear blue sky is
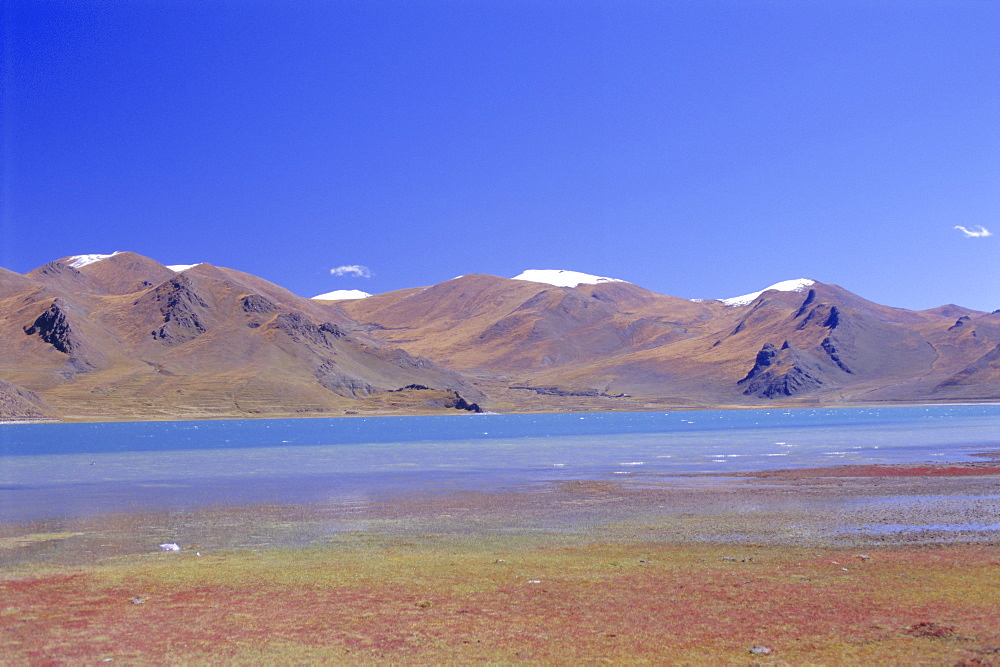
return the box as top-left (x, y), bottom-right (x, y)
top-left (2, 1), bottom-right (997, 311)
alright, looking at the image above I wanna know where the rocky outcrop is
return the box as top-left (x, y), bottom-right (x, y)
top-left (794, 303), bottom-right (841, 330)
top-left (440, 391), bottom-right (482, 412)
top-left (740, 343), bottom-right (780, 383)
top-left (738, 342), bottom-right (830, 398)
top-left (820, 337), bottom-right (852, 373)
top-left (23, 301), bottom-right (78, 354)
top-left (271, 313), bottom-right (345, 348)
top-left (791, 289), bottom-right (818, 318)
top-left (147, 276), bottom-right (211, 345)
top-left (241, 294), bottom-right (277, 314)
top-left (948, 316), bottom-right (971, 331)
top-left (389, 385), bottom-right (482, 412)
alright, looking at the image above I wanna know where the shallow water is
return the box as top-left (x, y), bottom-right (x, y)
top-left (1, 404), bottom-right (997, 522)
top-left (843, 523), bottom-right (1000, 534)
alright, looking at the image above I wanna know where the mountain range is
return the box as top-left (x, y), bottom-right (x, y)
top-left (1, 253), bottom-right (997, 420)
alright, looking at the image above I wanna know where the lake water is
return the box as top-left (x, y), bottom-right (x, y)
top-left (2, 405), bottom-right (998, 523)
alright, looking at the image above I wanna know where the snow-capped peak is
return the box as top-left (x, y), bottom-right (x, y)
top-left (312, 289), bottom-right (371, 300)
top-left (720, 279), bottom-right (815, 306)
top-left (166, 264), bottom-right (203, 272)
top-left (513, 269), bottom-right (625, 288)
top-left (65, 252), bottom-right (123, 269)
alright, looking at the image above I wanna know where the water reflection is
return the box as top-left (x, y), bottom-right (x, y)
top-left (1, 405), bottom-right (997, 521)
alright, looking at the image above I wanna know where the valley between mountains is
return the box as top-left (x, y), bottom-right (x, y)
top-left (1, 253), bottom-right (997, 421)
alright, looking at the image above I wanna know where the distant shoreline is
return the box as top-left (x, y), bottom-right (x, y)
top-left (6, 398), bottom-right (1000, 425)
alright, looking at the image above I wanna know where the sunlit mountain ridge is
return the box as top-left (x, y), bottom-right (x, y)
top-left (1, 252), bottom-right (997, 420)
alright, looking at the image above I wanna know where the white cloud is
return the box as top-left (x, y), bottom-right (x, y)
top-left (330, 264), bottom-right (373, 278)
top-left (954, 225), bottom-right (992, 238)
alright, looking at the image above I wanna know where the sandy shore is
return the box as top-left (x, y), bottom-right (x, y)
top-left (2, 458), bottom-right (999, 663)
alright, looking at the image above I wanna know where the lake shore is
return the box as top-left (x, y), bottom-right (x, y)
top-left (12, 396), bottom-right (1000, 423)
top-left (3, 457), bottom-right (999, 663)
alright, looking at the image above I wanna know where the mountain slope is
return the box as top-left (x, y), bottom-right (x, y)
top-left (0, 253), bottom-right (482, 420)
top-left (2, 255), bottom-right (996, 419)
top-left (340, 275), bottom-right (717, 374)
top-left (344, 274), bottom-right (998, 408)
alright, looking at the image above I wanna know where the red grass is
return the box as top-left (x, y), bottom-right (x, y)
top-left (752, 464), bottom-right (1000, 478)
top-left (3, 542), bottom-right (999, 663)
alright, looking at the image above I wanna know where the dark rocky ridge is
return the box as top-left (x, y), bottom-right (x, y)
top-left (738, 341), bottom-right (843, 398)
top-left (145, 276), bottom-right (212, 345)
top-left (24, 301), bottom-right (78, 354)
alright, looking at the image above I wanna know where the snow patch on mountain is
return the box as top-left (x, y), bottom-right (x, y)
top-left (167, 264), bottom-right (203, 272)
top-left (65, 252), bottom-right (123, 269)
top-left (312, 289), bottom-right (371, 300)
top-left (514, 269), bottom-right (625, 288)
top-left (721, 279), bottom-right (815, 306)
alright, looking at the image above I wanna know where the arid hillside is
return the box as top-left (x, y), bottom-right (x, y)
top-left (2, 253), bottom-right (997, 420)
top-left (340, 273), bottom-right (1000, 411)
top-left (0, 253), bottom-right (482, 420)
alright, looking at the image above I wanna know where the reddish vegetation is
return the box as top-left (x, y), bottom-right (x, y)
top-left (747, 462), bottom-right (1000, 478)
top-left (4, 459), bottom-right (999, 662)
top-left (3, 541), bottom-right (999, 663)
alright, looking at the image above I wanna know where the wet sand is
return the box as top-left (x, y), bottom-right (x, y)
top-left (2, 458), bottom-right (999, 663)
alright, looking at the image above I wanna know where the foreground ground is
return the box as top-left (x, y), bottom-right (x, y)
top-left (2, 462), bottom-right (999, 664)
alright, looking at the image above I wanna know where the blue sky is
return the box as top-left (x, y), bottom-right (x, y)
top-left (2, 1), bottom-right (997, 311)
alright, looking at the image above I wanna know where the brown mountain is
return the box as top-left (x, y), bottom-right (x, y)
top-left (340, 274), bottom-right (1000, 410)
top-left (1, 255), bottom-right (997, 420)
top-left (1, 252), bottom-right (482, 420)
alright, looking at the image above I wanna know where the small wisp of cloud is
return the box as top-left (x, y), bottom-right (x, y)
top-left (330, 264), bottom-right (373, 278)
top-left (954, 225), bottom-right (992, 238)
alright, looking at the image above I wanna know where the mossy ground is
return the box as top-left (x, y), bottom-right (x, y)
top-left (3, 465), bottom-right (999, 664)
top-left (3, 536), bottom-right (999, 663)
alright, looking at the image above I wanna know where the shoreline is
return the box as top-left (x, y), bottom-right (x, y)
top-left (6, 397), bottom-right (1000, 424)
top-left (4, 457), bottom-right (999, 563)
top-left (3, 458), bottom-right (999, 662)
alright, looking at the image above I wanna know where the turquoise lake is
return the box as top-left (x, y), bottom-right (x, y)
top-left (2, 404), bottom-right (998, 522)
